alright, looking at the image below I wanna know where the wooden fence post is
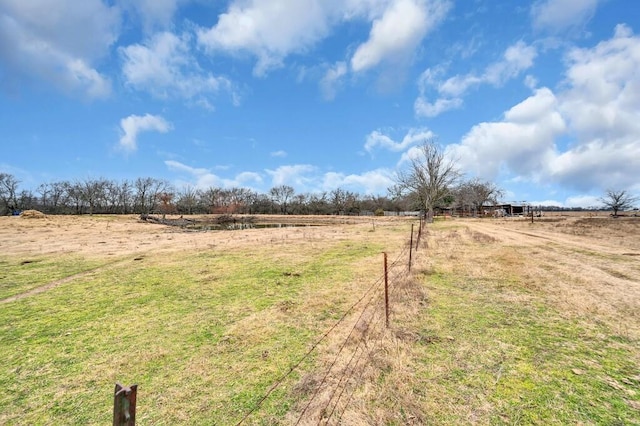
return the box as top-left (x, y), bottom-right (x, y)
top-left (113, 383), bottom-right (137, 426)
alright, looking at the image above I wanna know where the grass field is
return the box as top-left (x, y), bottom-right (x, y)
top-left (1, 214), bottom-right (639, 424)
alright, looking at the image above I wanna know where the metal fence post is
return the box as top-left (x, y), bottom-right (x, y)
top-left (384, 252), bottom-right (389, 328)
top-left (113, 383), bottom-right (137, 426)
top-left (409, 223), bottom-right (414, 272)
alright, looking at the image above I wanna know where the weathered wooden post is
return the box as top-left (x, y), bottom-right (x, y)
top-left (113, 383), bottom-right (137, 426)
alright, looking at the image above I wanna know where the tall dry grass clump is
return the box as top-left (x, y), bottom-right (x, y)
top-left (19, 210), bottom-right (46, 219)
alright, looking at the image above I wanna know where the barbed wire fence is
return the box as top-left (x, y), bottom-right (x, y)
top-left (112, 220), bottom-right (428, 426)
top-left (232, 219), bottom-right (427, 425)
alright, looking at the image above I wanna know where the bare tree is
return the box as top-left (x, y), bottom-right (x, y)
top-left (18, 190), bottom-right (37, 211)
top-left (393, 140), bottom-right (461, 222)
top-left (455, 178), bottom-right (503, 217)
top-left (600, 189), bottom-right (638, 217)
top-left (134, 177), bottom-right (170, 214)
top-left (78, 178), bottom-right (108, 215)
top-left (48, 181), bottom-right (69, 214)
top-left (37, 183), bottom-right (50, 212)
top-left (0, 173), bottom-right (20, 215)
top-left (176, 186), bottom-right (197, 214)
top-left (269, 185), bottom-right (295, 214)
top-left (307, 192), bottom-right (330, 215)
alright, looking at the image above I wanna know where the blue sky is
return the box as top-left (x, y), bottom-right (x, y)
top-left (1, 0), bottom-right (639, 207)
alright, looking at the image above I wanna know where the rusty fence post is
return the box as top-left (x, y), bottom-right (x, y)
top-left (383, 252), bottom-right (389, 328)
top-left (113, 383), bottom-right (137, 426)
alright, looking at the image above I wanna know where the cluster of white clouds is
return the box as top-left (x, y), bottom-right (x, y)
top-left (450, 24), bottom-right (640, 195)
top-left (0, 0), bottom-right (118, 98)
top-left (415, 41), bottom-right (538, 117)
top-left (2, 0), bottom-right (639, 205)
top-left (1, 0), bottom-right (452, 159)
top-left (1, 0), bottom-right (449, 100)
top-left (165, 159), bottom-right (395, 195)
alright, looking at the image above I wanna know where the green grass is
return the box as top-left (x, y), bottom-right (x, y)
top-left (373, 223), bottom-right (640, 425)
top-left (5, 218), bottom-right (638, 424)
top-left (416, 272), bottom-right (639, 424)
top-left (0, 238), bottom-right (385, 425)
top-left (0, 255), bottom-right (106, 300)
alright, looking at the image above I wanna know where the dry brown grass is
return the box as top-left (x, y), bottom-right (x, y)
top-left (2, 214), bottom-right (639, 424)
top-left (19, 209), bottom-right (46, 218)
top-left (298, 215), bottom-right (640, 424)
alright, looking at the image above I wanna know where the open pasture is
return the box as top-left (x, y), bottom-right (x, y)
top-left (1, 214), bottom-right (639, 424)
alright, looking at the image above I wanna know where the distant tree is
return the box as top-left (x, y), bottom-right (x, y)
top-left (64, 181), bottom-right (84, 214)
top-left (269, 185), bottom-right (295, 214)
top-left (330, 188), bottom-right (347, 215)
top-left (158, 191), bottom-right (176, 218)
top-left (454, 178), bottom-right (503, 216)
top-left (600, 189), bottom-right (638, 217)
top-left (175, 187), bottom-right (197, 215)
top-left (37, 183), bottom-right (50, 212)
top-left (134, 177), bottom-right (170, 214)
top-left (118, 180), bottom-right (134, 214)
top-left (0, 173), bottom-right (20, 214)
top-left (289, 193), bottom-right (309, 215)
top-left (48, 181), bottom-right (69, 214)
top-left (78, 178), bottom-right (108, 215)
top-left (17, 190), bottom-right (37, 211)
top-left (392, 140), bottom-right (461, 222)
top-left (307, 192), bottom-right (330, 215)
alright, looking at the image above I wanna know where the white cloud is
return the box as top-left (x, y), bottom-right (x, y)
top-left (165, 160), bottom-right (264, 189)
top-left (0, 0), bottom-right (118, 98)
top-left (321, 169), bottom-right (395, 194)
top-left (266, 164), bottom-right (317, 188)
top-left (119, 114), bottom-right (172, 152)
top-left (166, 160), bottom-right (223, 188)
top-left (531, 0), bottom-right (600, 33)
top-left (414, 97), bottom-right (462, 117)
top-left (445, 25), bottom-right (640, 194)
top-left (120, 31), bottom-right (234, 105)
top-left (415, 41), bottom-right (537, 117)
top-left (320, 61), bottom-right (348, 100)
top-left (197, 0), bottom-right (449, 78)
top-left (564, 195), bottom-right (601, 209)
top-left (365, 128), bottom-right (434, 153)
top-left (197, 0), bottom-right (336, 76)
top-left (447, 87), bottom-right (565, 180)
top-left (549, 24), bottom-right (640, 191)
top-left (119, 0), bottom-right (184, 32)
top-left (236, 172), bottom-right (263, 186)
top-left (270, 150), bottom-right (288, 158)
top-left (483, 41), bottom-right (538, 86)
top-left (351, 0), bottom-right (450, 72)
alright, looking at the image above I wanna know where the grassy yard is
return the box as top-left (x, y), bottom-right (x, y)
top-left (1, 215), bottom-right (639, 424)
top-left (356, 220), bottom-right (640, 425)
top-left (0, 218), bottom-right (396, 425)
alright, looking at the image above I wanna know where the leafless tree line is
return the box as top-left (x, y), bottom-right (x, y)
top-left (0, 169), bottom-right (508, 218)
top-left (0, 174), bottom-right (409, 216)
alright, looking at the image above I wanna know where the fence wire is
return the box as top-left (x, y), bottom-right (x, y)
top-left (236, 223), bottom-right (421, 425)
